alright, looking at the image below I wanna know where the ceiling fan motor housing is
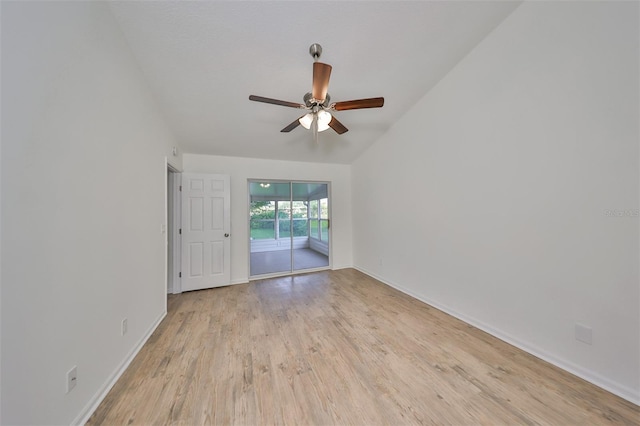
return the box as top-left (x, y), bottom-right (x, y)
top-left (303, 92), bottom-right (313, 107)
top-left (304, 92), bottom-right (331, 108)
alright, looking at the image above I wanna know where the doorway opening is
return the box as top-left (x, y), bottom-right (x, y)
top-left (249, 180), bottom-right (330, 277)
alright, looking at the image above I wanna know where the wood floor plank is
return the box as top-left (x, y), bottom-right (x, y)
top-left (87, 269), bottom-right (640, 425)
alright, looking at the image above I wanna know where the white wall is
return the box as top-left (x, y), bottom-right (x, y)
top-left (352, 1), bottom-right (639, 403)
top-left (1, 2), bottom-right (181, 424)
top-left (183, 154), bottom-right (352, 283)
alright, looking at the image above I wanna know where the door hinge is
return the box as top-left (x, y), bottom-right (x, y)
top-left (179, 185), bottom-right (182, 191)
top-left (179, 228), bottom-right (182, 235)
top-left (179, 272), bottom-right (182, 278)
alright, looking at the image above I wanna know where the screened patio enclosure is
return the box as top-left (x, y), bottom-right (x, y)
top-left (249, 181), bottom-right (330, 277)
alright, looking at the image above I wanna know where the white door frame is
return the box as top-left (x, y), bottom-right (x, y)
top-left (170, 171), bottom-right (182, 294)
top-left (165, 160), bottom-right (182, 295)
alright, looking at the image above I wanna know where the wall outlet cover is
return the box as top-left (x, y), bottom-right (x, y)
top-left (575, 323), bottom-right (593, 345)
top-left (66, 366), bottom-right (77, 393)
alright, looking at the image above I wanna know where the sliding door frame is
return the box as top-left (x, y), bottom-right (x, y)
top-left (247, 179), bottom-right (332, 279)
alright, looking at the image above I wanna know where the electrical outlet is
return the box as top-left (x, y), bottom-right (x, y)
top-left (121, 318), bottom-right (128, 336)
top-left (66, 366), bottom-right (77, 393)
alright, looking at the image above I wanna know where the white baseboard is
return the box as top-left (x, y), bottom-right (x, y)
top-left (231, 277), bottom-right (249, 285)
top-left (72, 311), bottom-right (167, 425)
top-left (331, 264), bottom-right (353, 271)
top-left (353, 266), bottom-right (640, 406)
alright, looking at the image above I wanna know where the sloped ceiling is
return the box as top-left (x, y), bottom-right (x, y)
top-left (109, 1), bottom-right (521, 164)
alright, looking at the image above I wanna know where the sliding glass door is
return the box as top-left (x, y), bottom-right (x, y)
top-left (249, 180), bottom-right (330, 277)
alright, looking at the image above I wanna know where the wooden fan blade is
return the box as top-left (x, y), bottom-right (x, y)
top-left (328, 116), bottom-right (348, 134)
top-left (249, 95), bottom-right (305, 109)
top-left (312, 62), bottom-right (332, 102)
top-left (333, 97), bottom-right (384, 111)
top-left (280, 116), bottom-right (305, 132)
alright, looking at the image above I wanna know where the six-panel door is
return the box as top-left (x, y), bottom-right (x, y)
top-left (181, 174), bottom-right (230, 291)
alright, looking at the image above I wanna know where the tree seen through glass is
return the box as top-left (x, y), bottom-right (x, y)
top-left (250, 198), bottom-right (328, 240)
top-left (250, 200), bottom-right (310, 239)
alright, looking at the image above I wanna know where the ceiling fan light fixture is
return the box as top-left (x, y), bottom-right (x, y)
top-left (317, 110), bottom-right (332, 132)
top-left (299, 111), bottom-right (332, 132)
top-left (299, 113), bottom-right (313, 130)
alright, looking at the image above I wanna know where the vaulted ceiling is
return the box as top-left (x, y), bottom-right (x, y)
top-left (109, 1), bottom-right (521, 164)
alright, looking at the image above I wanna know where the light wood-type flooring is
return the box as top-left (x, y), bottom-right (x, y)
top-left (88, 269), bottom-right (640, 425)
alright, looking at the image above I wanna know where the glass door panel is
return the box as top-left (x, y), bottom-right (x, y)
top-left (249, 182), bottom-right (291, 276)
top-left (292, 182), bottom-right (329, 272)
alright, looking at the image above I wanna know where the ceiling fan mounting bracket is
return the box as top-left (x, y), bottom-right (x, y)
top-left (309, 43), bottom-right (322, 61)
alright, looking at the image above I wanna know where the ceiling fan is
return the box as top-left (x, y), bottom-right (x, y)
top-left (249, 43), bottom-right (384, 143)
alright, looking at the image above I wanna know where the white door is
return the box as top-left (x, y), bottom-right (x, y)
top-left (181, 173), bottom-right (231, 291)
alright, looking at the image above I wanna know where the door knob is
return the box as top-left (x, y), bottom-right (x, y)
top-left (224, 233), bottom-right (230, 237)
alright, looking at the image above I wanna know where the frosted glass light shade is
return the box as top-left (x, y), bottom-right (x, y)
top-left (299, 111), bottom-right (332, 132)
top-left (299, 113), bottom-right (313, 129)
top-left (316, 110), bottom-right (331, 132)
